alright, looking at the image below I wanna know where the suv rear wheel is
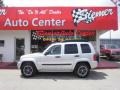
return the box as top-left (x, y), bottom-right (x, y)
top-left (74, 63), bottom-right (90, 78)
top-left (21, 62), bottom-right (37, 77)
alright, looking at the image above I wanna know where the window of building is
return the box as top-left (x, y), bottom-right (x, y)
top-left (64, 44), bottom-right (78, 54)
top-left (0, 40), bottom-right (4, 47)
top-left (81, 44), bottom-right (91, 53)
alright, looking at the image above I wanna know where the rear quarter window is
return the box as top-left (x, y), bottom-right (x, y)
top-left (81, 44), bottom-right (91, 53)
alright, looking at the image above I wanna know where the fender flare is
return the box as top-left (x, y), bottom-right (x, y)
top-left (20, 58), bottom-right (39, 70)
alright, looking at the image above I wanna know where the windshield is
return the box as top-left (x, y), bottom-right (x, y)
top-left (39, 43), bottom-right (51, 52)
top-left (106, 44), bottom-right (119, 49)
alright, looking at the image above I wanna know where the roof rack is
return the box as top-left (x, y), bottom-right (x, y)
top-left (63, 39), bottom-right (88, 42)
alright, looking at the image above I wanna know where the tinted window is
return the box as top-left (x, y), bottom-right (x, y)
top-left (65, 44), bottom-right (78, 54)
top-left (46, 45), bottom-right (61, 55)
top-left (100, 45), bottom-right (105, 49)
top-left (81, 44), bottom-right (91, 53)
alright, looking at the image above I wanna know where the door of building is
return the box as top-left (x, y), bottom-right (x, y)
top-left (15, 38), bottom-right (25, 60)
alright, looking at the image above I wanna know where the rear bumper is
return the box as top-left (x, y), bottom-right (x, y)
top-left (89, 61), bottom-right (98, 69)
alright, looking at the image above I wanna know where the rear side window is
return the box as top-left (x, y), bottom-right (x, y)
top-left (81, 44), bottom-right (91, 53)
top-left (64, 44), bottom-right (78, 54)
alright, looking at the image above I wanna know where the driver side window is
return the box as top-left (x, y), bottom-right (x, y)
top-left (45, 45), bottom-right (61, 55)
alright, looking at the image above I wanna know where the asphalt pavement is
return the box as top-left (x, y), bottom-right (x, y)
top-left (0, 69), bottom-right (120, 90)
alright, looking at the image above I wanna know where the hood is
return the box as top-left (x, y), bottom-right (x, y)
top-left (20, 53), bottom-right (43, 59)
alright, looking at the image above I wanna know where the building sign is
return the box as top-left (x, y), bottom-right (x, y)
top-left (31, 30), bottom-right (96, 41)
top-left (36, 30), bottom-right (74, 36)
top-left (0, 7), bottom-right (118, 30)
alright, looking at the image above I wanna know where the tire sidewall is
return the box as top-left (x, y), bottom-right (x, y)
top-left (75, 63), bottom-right (90, 78)
top-left (21, 63), bottom-right (36, 77)
top-left (106, 54), bottom-right (112, 60)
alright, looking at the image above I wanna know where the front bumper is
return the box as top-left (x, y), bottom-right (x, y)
top-left (111, 55), bottom-right (120, 60)
top-left (17, 61), bottom-right (22, 69)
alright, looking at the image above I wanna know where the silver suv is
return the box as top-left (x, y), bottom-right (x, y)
top-left (17, 41), bottom-right (98, 78)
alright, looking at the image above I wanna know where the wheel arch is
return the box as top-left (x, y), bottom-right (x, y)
top-left (74, 61), bottom-right (91, 71)
top-left (20, 61), bottom-right (38, 70)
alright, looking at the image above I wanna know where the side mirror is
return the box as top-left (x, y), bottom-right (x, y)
top-left (44, 51), bottom-right (49, 56)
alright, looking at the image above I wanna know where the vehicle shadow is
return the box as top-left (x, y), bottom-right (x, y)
top-left (111, 60), bottom-right (120, 62)
top-left (21, 70), bottom-right (108, 80)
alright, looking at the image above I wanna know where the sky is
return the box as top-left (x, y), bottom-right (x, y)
top-left (3, 0), bottom-right (120, 39)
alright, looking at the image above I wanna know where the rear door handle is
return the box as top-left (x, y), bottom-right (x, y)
top-left (74, 55), bottom-right (80, 57)
top-left (55, 56), bottom-right (61, 58)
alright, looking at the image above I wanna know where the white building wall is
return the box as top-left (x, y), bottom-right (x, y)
top-left (0, 30), bottom-right (30, 62)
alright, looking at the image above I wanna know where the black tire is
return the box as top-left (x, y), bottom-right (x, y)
top-left (21, 62), bottom-right (37, 77)
top-left (74, 63), bottom-right (90, 78)
top-left (106, 54), bottom-right (112, 60)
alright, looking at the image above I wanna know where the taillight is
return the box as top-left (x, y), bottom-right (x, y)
top-left (93, 54), bottom-right (97, 61)
top-left (93, 54), bottom-right (99, 62)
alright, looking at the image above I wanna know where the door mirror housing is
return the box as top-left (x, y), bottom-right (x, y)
top-left (44, 51), bottom-right (50, 56)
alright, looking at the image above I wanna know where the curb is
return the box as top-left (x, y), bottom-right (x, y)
top-left (96, 67), bottom-right (119, 69)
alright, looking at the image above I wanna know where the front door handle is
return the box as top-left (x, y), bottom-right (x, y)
top-left (74, 55), bottom-right (79, 57)
top-left (55, 56), bottom-right (61, 58)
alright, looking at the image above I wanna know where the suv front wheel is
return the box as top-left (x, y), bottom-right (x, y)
top-left (74, 63), bottom-right (90, 78)
top-left (21, 62), bottom-right (37, 77)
